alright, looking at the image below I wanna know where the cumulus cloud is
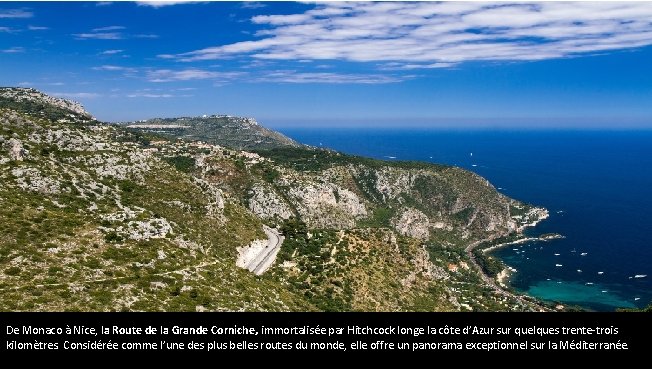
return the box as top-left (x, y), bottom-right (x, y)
top-left (27, 25), bottom-right (49, 31)
top-left (168, 2), bottom-right (652, 68)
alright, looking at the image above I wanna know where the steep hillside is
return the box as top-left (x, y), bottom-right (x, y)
top-left (124, 115), bottom-right (299, 150)
top-left (0, 88), bottom-right (545, 312)
top-left (0, 87), bottom-right (93, 120)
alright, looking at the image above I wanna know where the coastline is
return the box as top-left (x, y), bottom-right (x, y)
top-left (496, 267), bottom-right (516, 289)
top-left (482, 233), bottom-right (565, 254)
top-left (464, 206), bottom-right (555, 311)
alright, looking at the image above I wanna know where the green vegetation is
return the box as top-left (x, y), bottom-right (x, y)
top-left (257, 147), bottom-right (448, 172)
top-left (0, 87), bottom-right (542, 312)
top-left (125, 115), bottom-right (298, 150)
top-left (163, 155), bottom-right (196, 173)
top-left (0, 88), bottom-right (94, 123)
top-left (472, 249), bottom-right (504, 277)
top-left (358, 206), bottom-right (395, 228)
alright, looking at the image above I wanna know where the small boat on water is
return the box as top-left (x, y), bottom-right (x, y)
top-left (554, 253), bottom-right (560, 256)
top-left (634, 274), bottom-right (647, 278)
top-left (581, 252), bottom-right (588, 256)
top-left (598, 272), bottom-right (604, 275)
top-left (555, 264), bottom-right (563, 267)
top-left (577, 269), bottom-right (582, 273)
top-left (635, 297), bottom-right (641, 301)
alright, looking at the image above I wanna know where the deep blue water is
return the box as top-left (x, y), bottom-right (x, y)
top-left (277, 128), bottom-right (652, 311)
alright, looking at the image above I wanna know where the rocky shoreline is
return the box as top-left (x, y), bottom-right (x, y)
top-left (465, 207), bottom-right (557, 311)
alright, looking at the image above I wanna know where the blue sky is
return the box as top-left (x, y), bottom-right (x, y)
top-left (1, 1), bottom-right (652, 128)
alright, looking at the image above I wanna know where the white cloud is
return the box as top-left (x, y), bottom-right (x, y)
top-left (380, 62), bottom-right (455, 70)
top-left (28, 25), bottom-right (49, 31)
top-left (137, 1), bottom-right (203, 8)
top-left (50, 92), bottom-right (101, 99)
top-left (74, 32), bottom-right (123, 40)
top-left (0, 9), bottom-right (33, 18)
top-left (93, 65), bottom-right (135, 72)
top-left (146, 69), bottom-right (244, 82)
top-left (127, 93), bottom-right (174, 98)
top-left (134, 34), bottom-right (159, 39)
top-left (0, 27), bottom-right (13, 33)
top-left (100, 49), bottom-right (124, 55)
top-left (255, 71), bottom-right (405, 84)
top-left (96, 2), bottom-right (113, 6)
top-left (241, 2), bottom-right (266, 10)
top-left (170, 2), bottom-right (652, 68)
top-left (92, 26), bottom-right (125, 32)
top-left (74, 27), bottom-right (157, 41)
top-left (1, 47), bottom-right (25, 53)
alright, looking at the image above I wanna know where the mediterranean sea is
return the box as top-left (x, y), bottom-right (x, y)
top-left (278, 128), bottom-right (652, 311)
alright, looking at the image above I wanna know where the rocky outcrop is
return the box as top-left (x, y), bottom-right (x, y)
top-left (248, 183), bottom-right (294, 220)
top-left (0, 87), bottom-right (92, 118)
top-left (287, 182), bottom-right (367, 229)
top-left (393, 208), bottom-right (431, 240)
top-left (374, 167), bottom-right (414, 201)
top-left (7, 138), bottom-right (28, 161)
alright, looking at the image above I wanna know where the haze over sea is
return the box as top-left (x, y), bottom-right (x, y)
top-left (279, 128), bottom-right (652, 311)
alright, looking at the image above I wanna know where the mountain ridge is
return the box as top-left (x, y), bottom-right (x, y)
top-left (123, 115), bottom-right (299, 150)
top-left (0, 88), bottom-right (547, 312)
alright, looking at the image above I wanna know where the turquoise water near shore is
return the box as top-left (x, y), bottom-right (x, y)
top-left (278, 128), bottom-right (652, 311)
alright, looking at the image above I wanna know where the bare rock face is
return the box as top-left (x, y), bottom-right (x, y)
top-left (374, 168), bottom-right (414, 201)
top-left (11, 167), bottom-right (61, 194)
top-left (7, 138), bottom-right (28, 161)
top-left (248, 183), bottom-right (294, 220)
top-left (192, 178), bottom-right (225, 218)
top-left (393, 208), bottom-right (431, 240)
top-left (288, 182), bottom-right (367, 229)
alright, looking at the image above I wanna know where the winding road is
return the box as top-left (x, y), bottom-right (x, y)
top-left (244, 226), bottom-right (285, 275)
top-left (0, 227), bottom-right (285, 293)
top-left (465, 235), bottom-right (548, 311)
